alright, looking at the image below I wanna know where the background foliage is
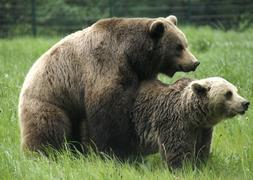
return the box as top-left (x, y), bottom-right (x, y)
top-left (0, 0), bottom-right (253, 37)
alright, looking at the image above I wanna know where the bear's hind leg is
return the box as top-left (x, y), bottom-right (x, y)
top-left (20, 99), bottom-right (72, 154)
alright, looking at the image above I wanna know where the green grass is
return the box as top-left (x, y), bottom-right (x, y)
top-left (1, 26), bottom-right (253, 179)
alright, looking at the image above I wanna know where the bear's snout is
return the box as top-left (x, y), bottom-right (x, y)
top-left (178, 60), bottom-right (199, 72)
top-left (242, 101), bottom-right (250, 111)
top-left (236, 100), bottom-right (250, 115)
top-left (193, 61), bottom-right (200, 70)
top-left (177, 49), bottom-right (200, 72)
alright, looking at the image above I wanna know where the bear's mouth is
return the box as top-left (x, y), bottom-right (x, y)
top-left (178, 65), bottom-right (197, 72)
top-left (227, 110), bottom-right (246, 117)
top-left (167, 71), bottom-right (176, 77)
top-left (164, 68), bottom-right (176, 77)
top-left (237, 110), bottom-right (246, 115)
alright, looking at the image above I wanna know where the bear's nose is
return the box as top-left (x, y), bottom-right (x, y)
top-left (242, 101), bottom-right (250, 110)
top-left (193, 61), bottom-right (200, 69)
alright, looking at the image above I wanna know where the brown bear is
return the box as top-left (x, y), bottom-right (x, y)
top-left (19, 16), bottom-right (199, 156)
top-left (131, 77), bottom-right (249, 169)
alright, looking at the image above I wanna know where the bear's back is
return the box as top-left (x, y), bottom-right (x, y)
top-left (132, 78), bottom-right (193, 128)
top-left (136, 78), bottom-right (192, 99)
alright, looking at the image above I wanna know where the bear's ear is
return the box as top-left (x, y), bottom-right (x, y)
top-left (191, 83), bottom-right (208, 95)
top-left (149, 20), bottom-right (164, 38)
top-left (166, 15), bottom-right (177, 25)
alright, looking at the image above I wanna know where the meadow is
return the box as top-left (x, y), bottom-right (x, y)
top-left (0, 26), bottom-right (253, 179)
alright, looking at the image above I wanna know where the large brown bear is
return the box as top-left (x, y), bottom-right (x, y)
top-left (131, 77), bottom-right (249, 169)
top-left (19, 16), bottom-right (199, 156)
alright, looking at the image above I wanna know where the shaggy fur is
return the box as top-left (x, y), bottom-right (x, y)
top-left (19, 16), bottom-right (199, 155)
top-left (131, 78), bottom-right (249, 169)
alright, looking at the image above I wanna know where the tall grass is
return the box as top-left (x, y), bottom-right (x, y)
top-left (0, 27), bottom-right (253, 179)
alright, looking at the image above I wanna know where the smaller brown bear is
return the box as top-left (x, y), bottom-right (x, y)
top-left (131, 77), bottom-right (249, 169)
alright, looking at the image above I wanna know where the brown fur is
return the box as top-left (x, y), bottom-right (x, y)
top-left (19, 16), bottom-right (199, 155)
top-left (131, 78), bottom-right (249, 169)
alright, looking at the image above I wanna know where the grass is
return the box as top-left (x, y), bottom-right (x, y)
top-left (0, 26), bottom-right (253, 179)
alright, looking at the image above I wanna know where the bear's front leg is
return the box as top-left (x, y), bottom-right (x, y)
top-left (78, 118), bottom-right (91, 153)
top-left (195, 127), bottom-right (213, 162)
top-left (158, 130), bottom-right (191, 170)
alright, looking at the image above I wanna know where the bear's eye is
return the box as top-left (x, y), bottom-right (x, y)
top-left (225, 90), bottom-right (233, 99)
top-left (176, 44), bottom-right (184, 51)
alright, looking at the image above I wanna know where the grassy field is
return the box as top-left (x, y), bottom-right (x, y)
top-left (0, 26), bottom-right (253, 179)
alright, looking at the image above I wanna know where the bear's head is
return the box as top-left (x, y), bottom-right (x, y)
top-left (190, 77), bottom-right (250, 126)
top-left (149, 15), bottom-right (199, 77)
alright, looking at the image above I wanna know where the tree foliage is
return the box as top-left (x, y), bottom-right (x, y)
top-left (0, 0), bottom-right (252, 37)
